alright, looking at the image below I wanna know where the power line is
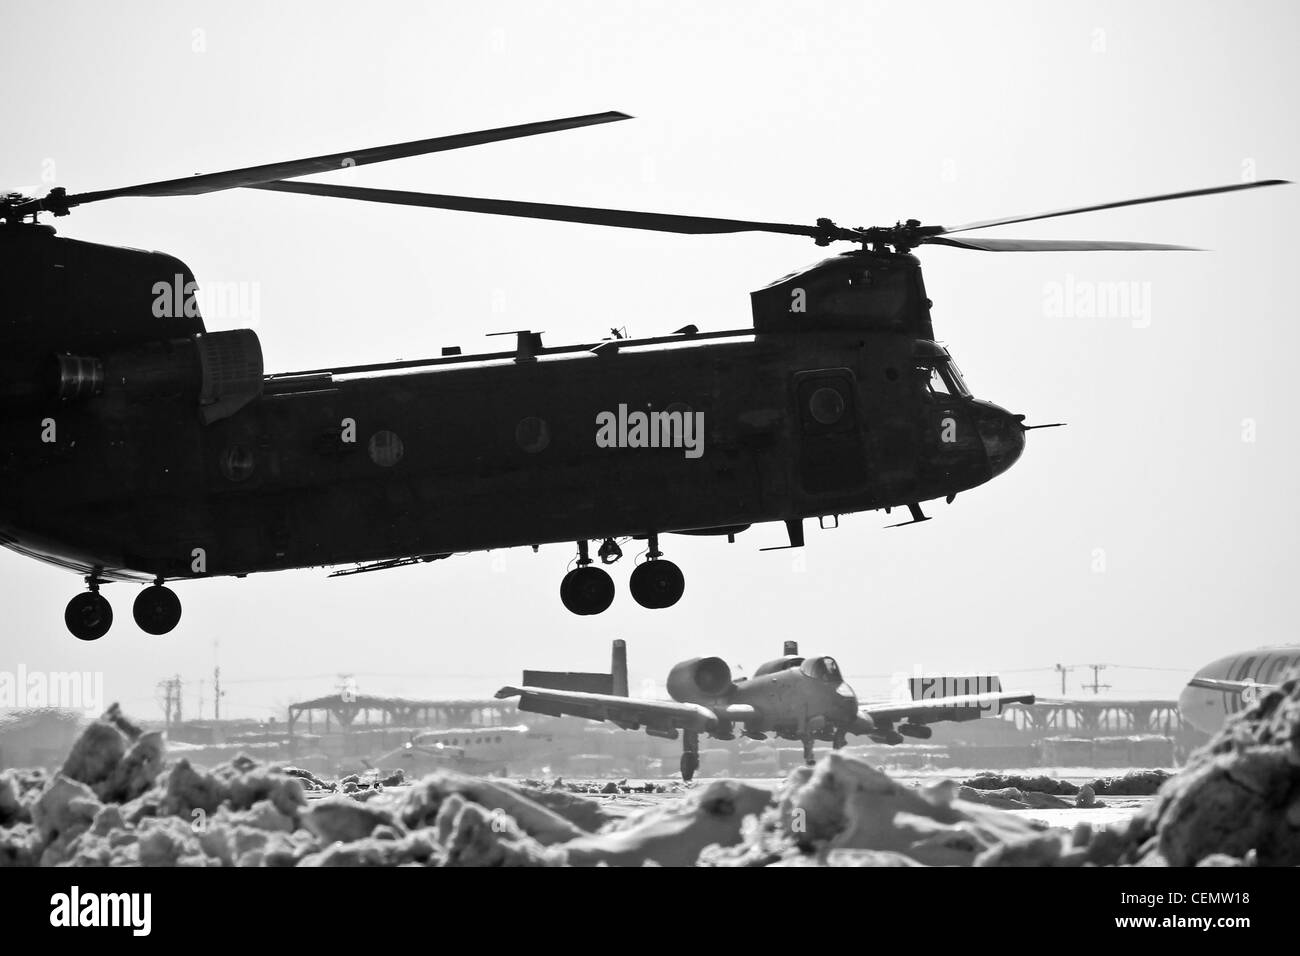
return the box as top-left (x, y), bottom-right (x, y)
top-left (1081, 664), bottom-right (1112, 695)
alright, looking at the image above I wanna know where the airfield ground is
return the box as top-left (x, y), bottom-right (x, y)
top-left (303, 771), bottom-right (1159, 832)
top-left (4, 682), bottom-right (1295, 866)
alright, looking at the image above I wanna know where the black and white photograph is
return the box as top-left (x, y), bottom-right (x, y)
top-left (1, 0), bottom-right (1296, 933)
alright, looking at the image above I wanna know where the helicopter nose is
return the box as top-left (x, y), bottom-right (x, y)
top-left (975, 403), bottom-right (1026, 477)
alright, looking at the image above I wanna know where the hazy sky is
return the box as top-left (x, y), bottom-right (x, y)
top-left (3, 0), bottom-right (1297, 720)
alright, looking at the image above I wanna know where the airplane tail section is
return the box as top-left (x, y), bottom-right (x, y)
top-left (611, 639), bottom-right (628, 697)
top-left (518, 639), bottom-right (629, 697)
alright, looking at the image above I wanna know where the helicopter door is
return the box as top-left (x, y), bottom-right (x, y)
top-left (793, 369), bottom-right (868, 495)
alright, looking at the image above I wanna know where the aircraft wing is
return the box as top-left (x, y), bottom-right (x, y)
top-left (860, 690), bottom-right (1035, 726)
top-left (495, 685), bottom-right (719, 732)
top-left (1188, 677), bottom-right (1279, 696)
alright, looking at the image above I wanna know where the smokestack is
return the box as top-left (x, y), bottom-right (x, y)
top-left (611, 640), bottom-right (628, 697)
top-left (784, 640), bottom-right (798, 656)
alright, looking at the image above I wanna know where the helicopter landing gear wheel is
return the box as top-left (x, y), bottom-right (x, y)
top-left (133, 583), bottom-right (182, 635)
top-left (560, 567), bottom-right (615, 615)
top-left (630, 532), bottom-right (684, 609)
top-left (65, 588), bottom-right (113, 642)
top-left (560, 543), bottom-right (615, 615)
top-left (630, 559), bottom-right (684, 609)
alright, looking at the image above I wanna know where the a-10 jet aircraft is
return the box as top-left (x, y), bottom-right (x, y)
top-left (496, 640), bottom-right (1033, 780)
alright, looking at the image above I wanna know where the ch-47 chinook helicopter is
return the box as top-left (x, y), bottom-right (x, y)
top-left (0, 110), bottom-right (1288, 640)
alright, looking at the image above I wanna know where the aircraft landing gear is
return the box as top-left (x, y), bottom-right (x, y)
top-left (560, 541), bottom-right (615, 615)
top-left (65, 578), bottom-right (112, 641)
top-left (801, 735), bottom-right (816, 766)
top-left (680, 729), bottom-right (700, 782)
top-left (133, 581), bottom-right (182, 635)
top-left (629, 533), bottom-right (685, 609)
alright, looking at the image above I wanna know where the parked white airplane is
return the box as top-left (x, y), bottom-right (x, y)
top-left (372, 725), bottom-right (554, 776)
top-left (1178, 645), bottom-right (1299, 734)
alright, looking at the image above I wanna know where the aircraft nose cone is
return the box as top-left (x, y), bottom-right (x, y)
top-left (835, 681), bottom-right (859, 717)
top-left (976, 404), bottom-right (1026, 477)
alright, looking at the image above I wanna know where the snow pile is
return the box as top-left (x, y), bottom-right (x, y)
top-left (2, 687), bottom-right (1297, 867)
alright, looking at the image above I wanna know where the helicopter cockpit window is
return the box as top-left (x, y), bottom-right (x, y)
top-left (915, 360), bottom-right (971, 399)
top-left (944, 359), bottom-right (971, 397)
top-left (917, 364), bottom-right (950, 397)
top-left (800, 656), bottom-right (843, 683)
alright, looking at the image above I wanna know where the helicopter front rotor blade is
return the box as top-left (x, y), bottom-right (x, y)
top-left (923, 236), bottom-right (1199, 252)
top-left (938, 180), bottom-right (1289, 236)
top-left (19, 111), bottom-right (632, 216)
top-left (247, 180), bottom-right (850, 240)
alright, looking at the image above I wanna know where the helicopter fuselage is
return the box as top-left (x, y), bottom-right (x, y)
top-left (0, 227), bottom-right (1025, 631)
top-left (0, 324), bottom-right (1020, 579)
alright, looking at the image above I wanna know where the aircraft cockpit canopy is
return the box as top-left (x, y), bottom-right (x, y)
top-left (914, 341), bottom-right (972, 399)
top-left (800, 656), bottom-right (843, 683)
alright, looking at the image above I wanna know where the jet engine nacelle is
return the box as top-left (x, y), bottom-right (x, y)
top-left (45, 329), bottom-right (263, 424)
top-left (666, 656), bottom-right (735, 704)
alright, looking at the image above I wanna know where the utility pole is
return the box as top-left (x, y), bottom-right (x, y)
top-left (1054, 663), bottom-right (1075, 695)
top-left (1082, 664), bottom-right (1111, 695)
top-left (157, 679), bottom-right (174, 728)
top-left (174, 673), bottom-right (183, 724)
top-left (213, 638), bottom-right (224, 722)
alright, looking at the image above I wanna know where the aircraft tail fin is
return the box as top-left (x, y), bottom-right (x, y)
top-left (611, 639), bottom-right (628, 697)
top-left (519, 639), bottom-right (629, 697)
top-left (520, 669), bottom-right (612, 695)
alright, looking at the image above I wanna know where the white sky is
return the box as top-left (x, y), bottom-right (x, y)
top-left (2, 0), bottom-right (1297, 720)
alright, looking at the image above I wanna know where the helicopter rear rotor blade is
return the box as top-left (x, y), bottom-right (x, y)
top-left (247, 180), bottom-right (852, 240)
top-left (13, 111), bottom-right (632, 217)
top-left (923, 236), bottom-right (1199, 252)
top-left (938, 180), bottom-right (1289, 236)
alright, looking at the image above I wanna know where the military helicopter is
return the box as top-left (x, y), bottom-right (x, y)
top-left (498, 639), bottom-right (1033, 780)
top-left (0, 110), bottom-right (1287, 639)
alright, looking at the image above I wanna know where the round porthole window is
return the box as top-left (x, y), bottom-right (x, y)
top-left (368, 430), bottom-right (404, 467)
top-left (808, 386), bottom-right (846, 425)
top-left (515, 416), bottom-right (550, 453)
top-left (219, 444), bottom-right (256, 482)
